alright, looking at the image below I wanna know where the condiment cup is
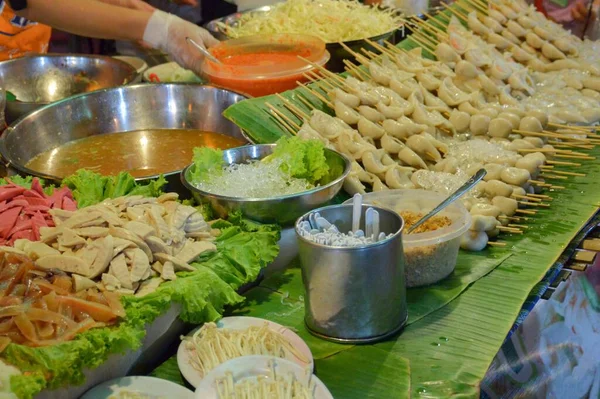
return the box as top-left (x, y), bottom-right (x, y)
top-left (295, 204), bottom-right (407, 344)
top-left (346, 189), bottom-right (472, 288)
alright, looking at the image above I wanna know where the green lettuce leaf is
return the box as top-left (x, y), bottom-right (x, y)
top-left (62, 170), bottom-right (167, 208)
top-left (190, 147), bottom-right (224, 183)
top-left (5, 211), bottom-right (280, 399)
top-left (268, 137), bottom-right (329, 184)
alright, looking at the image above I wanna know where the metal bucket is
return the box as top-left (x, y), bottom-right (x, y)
top-left (295, 204), bottom-right (407, 344)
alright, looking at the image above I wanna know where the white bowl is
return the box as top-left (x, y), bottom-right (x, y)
top-left (177, 316), bottom-right (314, 388)
top-left (81, 376), bottom-right (194, 399)
top-left (194, 355), bottom-right (333, 399)
top-left (112, 55), bottom-right (148, 74)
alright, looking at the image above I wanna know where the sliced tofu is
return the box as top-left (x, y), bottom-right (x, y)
top-left (86, 235), bottom-right (114, 279)
top-left (146, 208), bottom-right (170, 242)
top-left (75, 227), bottom-right (109, 238)
top-left (169, 204), bottom-right (197, 231)
top-left (126, 207), bottom-right (145, 221)
top-left (127, 248), bottom-right (151, 283)
top-left (109, 226), bottom-right (153, 261)
top-left (109, 253), bottom-right (133, 289)
top-left (154, 253), bottom-right (195, 272)
top-left (0, 246), bottom-right (26, 255)
top-left (175, 241), bottom-right (216, 263)
top-left (23, 242), bottom-right (61, 260)
top-left (158, 193), bottom-right (179, 203)
top-left (145, 236), bottom-right (171, 255)
top-left (151, 261), bottom-right (164, 274)
top-left (57, 228), bottom-right (86, 248)
top-left (102, 273), bottom-right (121, 291)
top-left (112, 237), bottom-right (137, 257)
top-left (72, 274), bottom-right (97, 292)
top-left (135, 277), bottom-right (163, 297)
top-left (37, 255), bottom-right (89, 275)
top-left (161, 261), bottom-right (177, 281)
top-left (61, 210), bottom-right (103, 229)
top-left (124, 221), bottom-right (156, 239)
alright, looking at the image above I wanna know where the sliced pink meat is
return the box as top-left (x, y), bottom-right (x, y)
top-left (30, 178), bottom-right (46, 197)
top-left (7, 219), bottom-right (32, 237)
top-left (24, 205), bottom-right (51, 213)
top-left (9, 230), bottom-right (34, 243)
top-left (23, 189), bottom-right (44, 199)
top-left (23, 197), bottom-right (50, 207)
top-left (0, 186), bottom-right (26, 202)
top-left (0, 206), bottom-right (23, 237)
top-left (62, 197), bottom-right (77, 211)
top-left (0, 200), bottom-right (28, 213)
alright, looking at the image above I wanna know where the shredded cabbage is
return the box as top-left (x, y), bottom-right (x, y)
top-left (219, 0), bottom-right (402, 43)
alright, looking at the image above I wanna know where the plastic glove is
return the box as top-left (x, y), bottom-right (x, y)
top-left (143, 10), bottom-right (218, 74)
top-left (572, 0), bottom-right (596, 23)
top-left (97, 0), bottom-right (155, 12)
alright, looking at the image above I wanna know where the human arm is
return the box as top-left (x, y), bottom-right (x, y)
top-left (11, 0), bottom-right (218, 73)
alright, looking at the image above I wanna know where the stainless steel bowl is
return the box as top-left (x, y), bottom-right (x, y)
top-left (0, 84), bottom-right (250, 193)
top-left (181, 144), bottom-right (351, 225)
top-left (203, 6), bottom-right (405, 73)
top-left (0, 54), bottom-right (139, 124)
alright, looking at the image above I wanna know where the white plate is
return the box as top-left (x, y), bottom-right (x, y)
top-left (195, 355), bottom-right (333, 399)
top-left (177, 316), bottom-right (314, 388)
top-left (113, 56), bottom-right (148, 74)
top-left (142, 62), bottom-right (202, 83)
top-left (81, 376), bottom-right (194, 399)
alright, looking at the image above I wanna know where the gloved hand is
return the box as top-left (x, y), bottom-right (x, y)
top-left (97, 0), bottom-right (155, 12)
top-left (572, 0), bottom-right (596, 23)
top-left (143, 10), bottom-right (219, 74)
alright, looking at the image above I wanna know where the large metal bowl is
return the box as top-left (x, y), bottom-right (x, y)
top-left (203, 6), bottom-right (405, 72)
top-left (181, 144), bottom-right (351, 225)
top-left (0, 54), bottom-right (139, 124)
top-left (0, 84), bottom-right (250, 193)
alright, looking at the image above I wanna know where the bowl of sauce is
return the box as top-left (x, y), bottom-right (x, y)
top-left (201, 34), bottom-right (330, 97)
top-left (0, 84), bottom-right (250, 193)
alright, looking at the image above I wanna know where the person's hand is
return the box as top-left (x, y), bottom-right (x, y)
top-left (97, 0), bottom-right (155, 12)
top-left (572, 0), bottom-right (596, 22)
top-left (143, 10), bottom-right (219, 74)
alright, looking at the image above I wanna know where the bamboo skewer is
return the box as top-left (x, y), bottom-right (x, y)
top-left (540, 168), bottom-right (586, 177)
top-left (274, 93), bottom-right (310, 120)
top-left (265, 103), bottom-right (300, 134)
top-left (488, 241), bottom-right (507, 247)
top-left (516, 209), bottom-right (537, 215)
top-left (498, 226), bottom-right (524, 234)
top-left (547, 160), bottom-right (581, 166)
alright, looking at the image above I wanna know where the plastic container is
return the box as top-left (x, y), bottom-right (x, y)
top-left (201, 34), bottom-right (330, 97)
top-left (345, 189), bottom-right (471, 288)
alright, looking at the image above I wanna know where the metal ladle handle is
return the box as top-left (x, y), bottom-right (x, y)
top-left (406, 168), bottom-right (487, 234)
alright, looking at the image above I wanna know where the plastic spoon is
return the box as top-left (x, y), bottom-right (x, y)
top-left (406, 168), bottom-right (487, 234)
top-left (372, 210), bottom-right (380, 241)
top-left (352, 193), bottom-right (362, 233)
top-left (186, 37), bottom-right (222, 64)
top-left (365, 207), bottom-right (374, 240)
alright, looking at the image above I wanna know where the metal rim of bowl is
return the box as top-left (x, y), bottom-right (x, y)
top-left (294, 203), bottom-right (405, 251)
top-left (180, 143), bottom-right (352, 203)
top-left (0, 83), bottom-right (253, 182)
top-left (0, 53), bottom-right (139, 107)
top-left (203, 5), bottom-right (403, 45)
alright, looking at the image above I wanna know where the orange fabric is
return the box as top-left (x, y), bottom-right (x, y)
top-left (0, 1), bottom-right (51, 61)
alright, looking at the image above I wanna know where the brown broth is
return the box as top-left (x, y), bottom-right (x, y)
top-left (26, 129), bottom-right (245, 178)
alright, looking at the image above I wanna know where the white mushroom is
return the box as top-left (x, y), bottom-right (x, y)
top-left (470, 203), bottom-right (502, 218)
top-left (525, 110), bottom-right (548, 129)
top-left (470, 215), bottom-right (500, 232)
top-left (492, 196), bottom-right (518, 216)
top-left (483, 180), bottom-right (514, 198)
top-left (497, 112), bottom-right (521, 130)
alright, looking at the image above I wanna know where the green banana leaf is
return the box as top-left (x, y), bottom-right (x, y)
top-left (315, 346), bottom-right (410, 399)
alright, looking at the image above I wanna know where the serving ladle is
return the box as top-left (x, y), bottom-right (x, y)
top-left (186, 37), bottom-right (222, 64)
top-left (406, 168), bottom-right (487, 234)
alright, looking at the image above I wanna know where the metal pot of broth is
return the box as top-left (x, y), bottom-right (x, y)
top-left (0, 84), bottom-right (251, 194)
